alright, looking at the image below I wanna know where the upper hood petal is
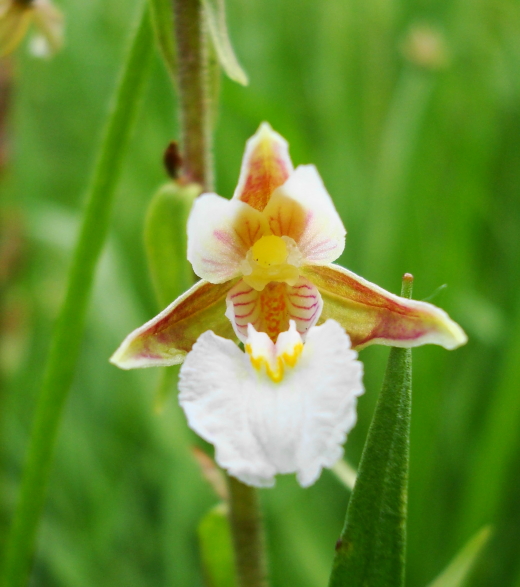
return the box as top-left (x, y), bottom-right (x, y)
top-left (265, 165), bottom-right (346, 265)
top-left (232, 122), bottom-right (294, 212)
top-left (187, 193), bottom-right (269, 283)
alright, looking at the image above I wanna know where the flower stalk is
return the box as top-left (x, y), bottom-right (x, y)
top-left (173, 0), bottom-right (213, 189)
top-left (227, 475), bottom-right (269, 587)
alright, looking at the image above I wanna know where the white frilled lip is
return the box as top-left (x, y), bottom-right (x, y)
top-left (178, 320), bottom-right (364, 488)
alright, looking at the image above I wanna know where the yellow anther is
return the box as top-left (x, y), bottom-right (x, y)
top-left (281, 343), bottom-right (303, 368)
top-left (251, 235), bottom-right (288, 268)
top-left (245, 339), bottom-right (303, 383)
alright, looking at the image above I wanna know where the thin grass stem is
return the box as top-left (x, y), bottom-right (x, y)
top-left (0, 6), bottom-right (153, 586)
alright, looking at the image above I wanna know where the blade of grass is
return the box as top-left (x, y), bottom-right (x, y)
top-left (328, 274), bottom-right (413, 587)
top-left (0, 5), bottom-right (153, 586)
top-left (148, 0), bottom-right (176, 78)
top-left (426, 526), bottom-right (491, 587)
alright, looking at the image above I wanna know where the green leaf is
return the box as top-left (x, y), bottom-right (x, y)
top-left (328, 275), bottom-right (413, 587)
top-left (426, 526), bottom-right (491, 587)
top-left (198, 503), bottom-right (237, 587)
top-left (144, 181), bottom-right (200, 309)
top-left (148, 0), bottom-right (176, 78)
top-left (201, 0), bottom-right (248, 86)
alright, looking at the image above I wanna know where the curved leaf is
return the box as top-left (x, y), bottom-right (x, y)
top-left (201, 0), bottom-right (248, 85)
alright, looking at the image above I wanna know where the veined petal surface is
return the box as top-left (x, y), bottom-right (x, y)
top-left (233, 122), bottom-right (294, 212)
top-left (225, 277), bottom-right (323, 343)
top-left (178, 320), bottom-right (364, 487)
top-left (187, 193), bottom-right (269, 283)
top-left (110, 280), bottom-right (237, 369)
top-left (265, 165), bottom-right (346, 264)
top-left (305, 264), bottom-right (467, 350)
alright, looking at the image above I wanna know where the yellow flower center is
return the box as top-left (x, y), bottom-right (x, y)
top-left (251, 235), bottom-right (288, 268)
top-left (241, 235), bottom-right (302, 291)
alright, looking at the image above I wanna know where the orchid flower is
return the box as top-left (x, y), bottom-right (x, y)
top-left (178, 320), bottom-right (363, 487)
top-left (110, 123), bottom-right (466, 370)
top-left (0, 0), bottom-right (63, 58)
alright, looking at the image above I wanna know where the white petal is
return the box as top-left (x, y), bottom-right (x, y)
top-left (178, 321), bottom-right (364, 487)
top-left (265, 165), bottom-right (346, 265)
top-left (178, 331), bottom-right (278, 487)
top-left (290, 321), bottom-right (364, 486)
top-left (187, 193), bottom-right (269, 283)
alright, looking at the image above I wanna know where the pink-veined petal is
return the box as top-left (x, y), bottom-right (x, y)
top-left (110, 280), bottom-right (238, 369)
top-left (225, 277), bottom-right (323, 343)
top-left (264, 165), bottom-right (346, 265)
top-left (304, 264), bottom-right (468, 350)
top-left (178, 320), bottom-right (364, 488)
top-left (233, 122), bottom-right (294, 212)
top-left (187, 193), bottom-right (269, 283)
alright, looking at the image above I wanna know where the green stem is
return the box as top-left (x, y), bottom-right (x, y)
top-left (0, 6), bottom-right (153, 586)
top-left (172, 0), bottom-right (213, 189)
top-left (227, 475), bottom-right (269, 587)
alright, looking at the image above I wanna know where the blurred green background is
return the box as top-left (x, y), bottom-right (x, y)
top-left (1, 0), bottom-right (520, 585)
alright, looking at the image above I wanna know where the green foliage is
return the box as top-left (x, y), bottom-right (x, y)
top-left (198, 503), bottom-right (237, 587)
top-left (201, 0), bottom-right (248, 86)
top-left (148, 0), bottom-right (176, 79)
top-left (426, 527), bottom-right (491, 587)
top-left (328, 277), bottom-right (412, 587)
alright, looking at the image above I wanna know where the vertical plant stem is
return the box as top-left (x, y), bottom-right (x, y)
top-left (227, 475), bottom-right (269, 587)
top-left (173, 0), bottom-right (213, 189)
top-left (171, 3), bottom-right (268, 584)
top-left (0, 6), bottom-right (153, 586)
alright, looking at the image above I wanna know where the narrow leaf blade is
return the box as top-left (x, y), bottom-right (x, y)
top-left (426, 527), bottom-right (491, 587)
top-left (148, 0), bottom-right (176, 78)
top-left (201, 0), bottom-right (248, 85)
top-left (328, 276), bottom-right (413, 587)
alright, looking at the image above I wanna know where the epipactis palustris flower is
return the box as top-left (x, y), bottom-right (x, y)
top-left (0, 0), bottom-right (63, 57)
top-left (178, 320), bottom-right (363, 487)
top-left (110, 122), bottom-right (467, 369)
